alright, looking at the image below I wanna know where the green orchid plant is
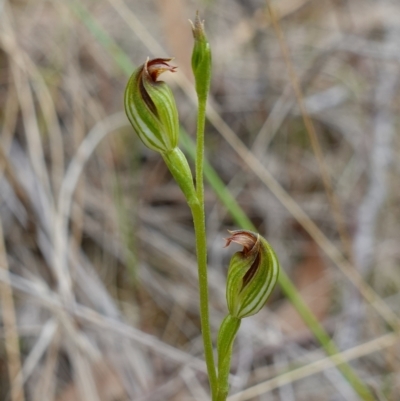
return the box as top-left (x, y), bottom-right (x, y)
top-left (124, 13), bottom-right (280, 401)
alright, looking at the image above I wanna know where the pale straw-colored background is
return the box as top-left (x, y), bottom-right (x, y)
top-left (0, 0), bottom-right (399, 400)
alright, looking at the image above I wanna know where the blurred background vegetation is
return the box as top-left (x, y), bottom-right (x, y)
top-left (0, 0), bottom-right (400, 400)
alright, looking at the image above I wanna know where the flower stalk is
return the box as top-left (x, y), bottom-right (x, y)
top-left (190, 13), bottom-right (218, 399)
top-left (216, 315), bottom-right (241, 401)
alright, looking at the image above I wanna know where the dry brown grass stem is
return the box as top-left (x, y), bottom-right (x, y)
top-left (0, 145), bottom-right (35, 223)
top-left (0, 82), bottom-right (18, 152)
top-left (1, 7), bottom-right (54, 204)
top-left (67, 343), bottom-right (101, 401)
top-left (0, 269), bottom-right (101, 366)
top-left (266, 1), bottom-right (353, 263)
top-left (0, 268), bottom-right (208, 373)
top-left (13, 319), bottom-right (58, 395)
top-left (228, 331), bottom-right (400, 401)
top-left (0, 13), bottom-right (65, 197)
top-left (32, 327), bottom-right (60, 401)
top-left (0, 221), bottom-right (25, 401)
top-left (181, 367), bottom-right (210, 400)
top-left (54, 112), bottom-right (126, 304)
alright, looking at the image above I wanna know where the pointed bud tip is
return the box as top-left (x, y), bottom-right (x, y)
top-left (190, 11), bottom-right (206, 40)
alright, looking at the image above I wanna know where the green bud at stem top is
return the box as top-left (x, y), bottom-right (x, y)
top-left (225, 230), bottom-right (280, 319)
top-left (124, 58), bottom-right (179, 153)
top-left (190, 13), bottom-right (212, 102)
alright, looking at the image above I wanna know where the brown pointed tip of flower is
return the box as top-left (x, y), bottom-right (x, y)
top-left (144, 58), bottom-right (177, 83)
top-left (189, 11), bottom-right (205, 40)
top-left (224, 230), bottom-right (259, 255)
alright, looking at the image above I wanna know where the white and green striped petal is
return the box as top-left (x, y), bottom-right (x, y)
top-left (124, 58), bottom-right (179, 153)
top-left (225, 230), bottom-right (280, 319)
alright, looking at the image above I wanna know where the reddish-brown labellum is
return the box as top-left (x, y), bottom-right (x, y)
top-left (143, 58), bottom-right (177, 82)
top-left (225, 230), bottom-right (258, 255)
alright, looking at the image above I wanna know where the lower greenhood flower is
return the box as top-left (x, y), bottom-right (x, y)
top-left (124, 58), bottom-right (179, 153)
top-left (225, 230), bottom-right (280, 319)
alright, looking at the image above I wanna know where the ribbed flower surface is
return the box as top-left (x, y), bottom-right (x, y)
top-left (124, 58), bottom-right (179, 153)
top-left (225, 230), bottom-right (280, 319)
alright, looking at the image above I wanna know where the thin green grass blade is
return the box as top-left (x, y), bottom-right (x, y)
top-left (113, 170), bottom-right (138, 284)
top-left (70, 1), bottom-right (133, 76)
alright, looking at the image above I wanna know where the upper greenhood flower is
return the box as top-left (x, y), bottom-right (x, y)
top-left (124, 58), bottom-right (179, 153)
top-left (225, 230), bottom-right (280, 319)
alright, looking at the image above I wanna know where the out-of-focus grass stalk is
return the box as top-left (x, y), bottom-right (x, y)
top-left (0, 221), bottom-right (25, 401)
top-left (266, 2), bottom-right (353, 262)
top-left (69, 2), bottom-right (373, 397)
top-left (113, 171), bottom-right (138, 284)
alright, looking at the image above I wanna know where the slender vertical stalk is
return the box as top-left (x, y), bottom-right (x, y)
top-left (163, 144), bottom-right (218, 398)
top-left (192, 99), bottom-right (219, 398)
top-left (194, 98), bottom-right (218, 399)
top-left (191, 14), bottom-right (216, 398)
top-left (195, 95), bottom-right (207, 205)
top-left (190, 201), bottom-right (218, 400)
top-left (162, 141), bottom-right (218, 398)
